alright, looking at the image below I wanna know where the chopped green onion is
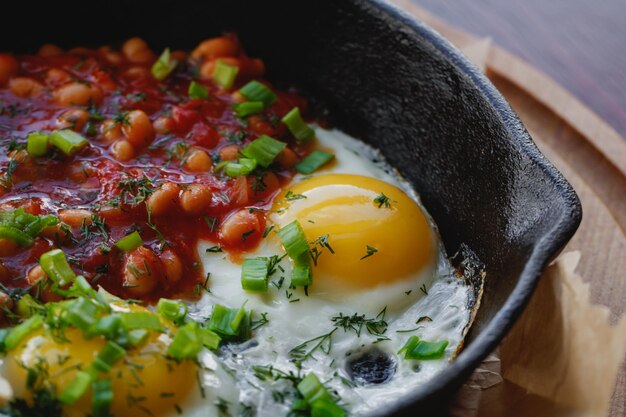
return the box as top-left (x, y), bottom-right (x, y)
top-left (199, 327), bottom-right (221, 350)
top-left (296, 373), bottom-right (346, 417)
top-left (311, 399), bottom-right (346, 417)
top-left (224, 158), bottom-right (257, 178)
top-left (120, 312), bottom-right (162, 331)
top-left (212, 60), bottom-right (239, 89)
top-left (115, 231), bottom-right (143, 252)
top-left (126, 329), bottom-right (150, 347)
top-left (295, 150), bottom-right (335, 174)
top-left (157, 298), bottom-right (188, 324)
top-left (92, 378), bottom-right (114, 417)
top-left (49, 130), bottom-right (88, 156)
top-left (291, 255), bottom-right (311, 287)
top-left (167, 321), bottom-right (203, 360)
top-left (16, 294), bottom-right (43, 318)
top-left (241, 257), bottom-right (269, 291)
top-left (0, 209), bottom-right (58, 246)
top-left (4, 314), bottom-right (43, 351)
top-left (276, 220), bottom-right (309, 259)
top-left (233, 101), bottom-right (264, 118)
top-left (298, 373), bottom-right (334, 404)
top-left (39, 248), bottom-right (76, 286)
top-left (188, 80), bottom-right (209, 100)
top-left (64, 297), bottom-right (99, 332)
top-left (151, 48), bottom-right (178, 81)
top-left (22, 214), bottom-right (59, 238)
top-left (69, 275), bottom-right (110, 312)
top-left (89, 315), bottom-right (122, 340)
top-left (59, 370), bottom-right (92, 405)
top-left (238, 81), bottom-right (277, 107)
top-left (291, 398), bottom-right (310, 414)
top-left (26, 132), bottom-right (49, 157)
top-left (93, 341), bottom-right (126, 373)
top-left (241, 135), bottom-right (286, 168)
top-left (0, 329), bottom-right (8, 353)
top-left (208, 303), bottom-right (248, 339)
top-left (398, 335), bottom-right (448, 360)
top-left (282, 107), bottom-right (315, 142)
top-left (0, 224), bottom-right (33, 247)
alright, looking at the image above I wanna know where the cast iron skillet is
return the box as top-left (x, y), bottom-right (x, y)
top-left (5, 0), bottom-right (582, 415)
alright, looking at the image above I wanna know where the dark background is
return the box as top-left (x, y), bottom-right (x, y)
top-left (415, 0), bottom-right (626, 140)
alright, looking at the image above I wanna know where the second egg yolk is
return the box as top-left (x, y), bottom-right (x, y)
top-left (1, 306), bottom-right (197, 417)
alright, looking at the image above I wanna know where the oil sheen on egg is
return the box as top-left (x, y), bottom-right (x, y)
top-left (192, 127), bottom-right (474, 416)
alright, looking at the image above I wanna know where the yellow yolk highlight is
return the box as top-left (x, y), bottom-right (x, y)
top-left (2, 306), bottom-right (196, 417)
top-left (271, 174), bottom-right (435, 290)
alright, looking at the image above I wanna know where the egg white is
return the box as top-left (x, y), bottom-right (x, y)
top-left (186, 127), bottom-right (473, 416)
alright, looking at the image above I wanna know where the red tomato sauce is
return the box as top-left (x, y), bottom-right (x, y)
top-left (0, 35), bottom-right (314, 303)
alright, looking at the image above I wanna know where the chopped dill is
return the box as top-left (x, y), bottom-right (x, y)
top-left (284, 190), bottom-right (307, 201)
top-left (360, 245), bottom-right (378, 260)
top-left (373, 192), bottom-right (396, 208)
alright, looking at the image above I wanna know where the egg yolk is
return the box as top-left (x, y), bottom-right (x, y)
top-left (271, 174), bottom-right (435, 290)
top-left (2, 306), bottom-right (196, 416)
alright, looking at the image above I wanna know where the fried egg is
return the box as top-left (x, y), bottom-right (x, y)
top-left (0, 303), bottom-right (240, 417)
top-left (0, 128), bottom-right (473, 417)
top-left (190, 127), bottom-right (474, 416)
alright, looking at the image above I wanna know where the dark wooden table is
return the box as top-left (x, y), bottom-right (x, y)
top-left (414, 0), bottom-right (626, 140)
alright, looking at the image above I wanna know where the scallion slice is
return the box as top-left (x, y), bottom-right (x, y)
top-left (49, 130), bottom-right (88, 156)
top-left (290, 399), bottom-right (310, 414)
top-left (291, 255), bottom-right (311, 287)
top-left (151, 48), bottom-right (178, 81)
top-left (167, 321), bottom-right (203, 360)
top-left (0, 329), bottom-right (8, 352)
top-left (282, 107), bottom-right (315, 142)
top-left (188, 80), bottom-right (209, 100)
top-left (126, 328), bottom-right (150, 347)
top-left (295, 373), bottom-right (346, 417)
top-left (199, 327), bottom-right (221, 350)
top-left (241, 135), bottom-right (286, 168)
top-left (233, 101), bottom-right (264, 118)
top-left (64, 297), bottom-right (99, 332)
top-left (0, 224), bottom-right (33, 247)
top-left (311, 399), bottom-right (347, 417)
top-left (26, 132), bottom-right (49, 157)
top-left (93, 341), bottom-right (126, 373)
top-left (88, 314), bottom-right (122, 340)
top-left (241, 257), bottom-right (269, 291)
top-left (59, 370), bottom-right (92, 405)
top-left (92, 378), bottom-right (114, 417)
top-left (0, 209), bottom-right (58, 246)
top-left (16, 294), bottom-right (43, 318)
top-left (212, 60), bottom-right (239, 89)
top-left (70, 275), bottom-right (110, 312)
top-left (276, 220), bottom-right (309, 259)
top-left (39, 248), bottom-right (76, 286)
top-left (238, 81), bottom-right (277, 107)
top-left (120, 312), bottom-right (162, 331)
top-left (157, 298), bottom-right (188, 324)
top-left (224, 158), bottom-right (257, 178)
top-left (208, 304), bottom-right (248, 339)
top-left (115, 231), bottom-right (143, 252)
top-left (295, 150), bottom-right (334, 174)
top-left (4, 314), bottom-right (43, 351)
top-left (398, 335), bottom-right (448, 360)
top-left (298, 373), bottom-right (334, 404)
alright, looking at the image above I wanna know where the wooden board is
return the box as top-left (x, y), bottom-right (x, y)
top-left (390, 2), bottom-right (626, 415)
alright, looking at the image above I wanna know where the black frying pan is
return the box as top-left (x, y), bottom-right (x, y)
top-left (2, 0), bottom-right (582, 414)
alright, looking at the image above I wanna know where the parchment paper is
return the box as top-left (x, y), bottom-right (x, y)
top-left (450, 252), bottom-right (626, 417)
